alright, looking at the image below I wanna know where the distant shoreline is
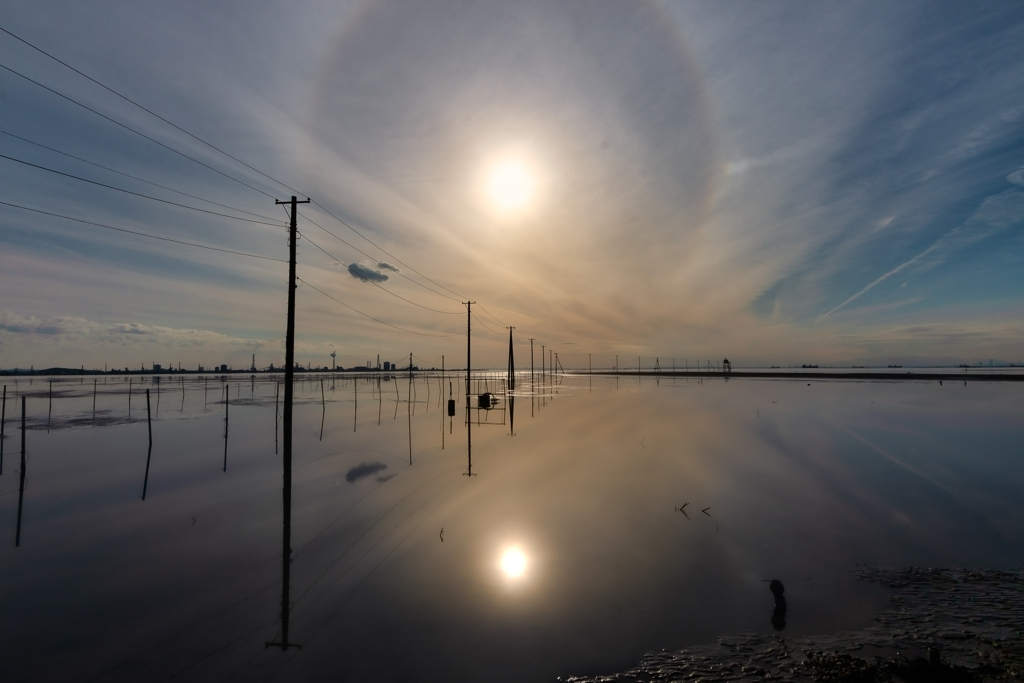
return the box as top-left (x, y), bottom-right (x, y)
top-left (2, 367), bottom-right (1022, 381)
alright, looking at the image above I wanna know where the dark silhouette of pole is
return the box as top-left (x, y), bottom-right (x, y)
top-left (1, 385), bottom-right (6, 475)
top-left (541, 345), bottom-right (546, 385)
top-left (15, 396), bottom-right (26, 547)
top-left (529, 339), bottom-right (535, 387)
top-left (223, 385), bottom-right (229, 472)
top-left (47, 379), bottom-right (52, 433)
top-left (506, 327), bottom-right (515, 392)
top-left (142, 389), bottom-right (153, 499)
top-left (408, 352), bottom-right (413, 466)
top-left (268, 194), bottom-right (308, 652)
top-left (92, 379), bottom-right (97, 419)
top-left (464, 302), bottom-right (475, 476)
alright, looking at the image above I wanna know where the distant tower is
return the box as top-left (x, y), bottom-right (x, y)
top-left (330, 350), bottom-right (337, 370)
top-left (251, 353), bottom-right (256, 372)
top-left (377, 354), bottom-right (380, 370)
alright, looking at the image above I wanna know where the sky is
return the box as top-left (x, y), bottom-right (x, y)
top-left (1, 0), bottom-right (1022, 370)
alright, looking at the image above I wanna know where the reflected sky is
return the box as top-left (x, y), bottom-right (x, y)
top-left (0, 374), bottom-right (1022, 681)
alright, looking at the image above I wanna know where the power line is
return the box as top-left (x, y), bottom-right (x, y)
top-left (311, 200), bottom-right (470, 301)
top-left (0, 23), bottom-right (303, 198)
top-left (300, 209), bottom-right (464, 304)
top-left (0, 29), bottom-right (526, 337)
top-left (0, 200), bottom-right (286, 262)
top-left (297, 231), bottom-right (462, 315)
top-left (0, 61), bottom-right (277, 199)
top-left (0, 152), bottom-right (285, 227)
top-left (297, 277), bottom-right (460, 338)
top-left (0, 129), bottom-right (280, 222)
top-left (470, 310), bottom-right (504, 337)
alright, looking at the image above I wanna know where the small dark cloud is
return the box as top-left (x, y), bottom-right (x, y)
top-left (377, 261), bottom-right (401, 273)
top-left (348, 263), bottom-right (389, 283)
top-left (346, 461), bottom-right (388, 482)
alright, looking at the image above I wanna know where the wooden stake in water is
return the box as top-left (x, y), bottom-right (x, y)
top-left (142, 390), bottom-right (153, 500)
top-left (223, 385), bottom-right (229, 472)
top-left (1, 385), bottom-right (6, 476)
top-left (47, 380), bottom-right (52, 433)
top-left (93, 379), bottom-right (97, 419)
top-left (16, 396), bottom-right (26, 547)
top-left (128, 378), bottom-right (132, 417)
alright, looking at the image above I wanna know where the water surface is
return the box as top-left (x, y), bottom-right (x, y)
top-left (0, 373), bottom-right (1021, 681)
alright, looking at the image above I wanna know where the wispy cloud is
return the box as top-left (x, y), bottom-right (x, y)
top-left (817, 187), bottom-right (1024, 322)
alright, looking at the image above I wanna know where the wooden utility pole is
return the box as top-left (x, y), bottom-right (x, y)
top-left (541, 345), bottom-right (546, 384)
top-left (529, 339), bottom-right (535, 387)
top-left (506, 327), bottom-right (515, 392)
top-left (268, 195), bottom-right (308, 652)
top-left (464, 302), bottom-right (475, 476)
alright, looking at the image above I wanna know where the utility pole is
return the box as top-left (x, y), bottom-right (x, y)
top-left (541, 345), bottom-right (546, 385)
top-left (506, 327), bottom-right (515, 392)
top-left (529, 339), bottom-right (535, 387)
top-left (464, 302), bottom-right (475, 476)
top-left (268, 195), bottom-right (308, 652)
top-left (464, 302), bottom-right (475, 399)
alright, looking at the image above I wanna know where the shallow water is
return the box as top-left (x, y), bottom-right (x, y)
top-left (0, 373), bottom-right (1021, 682)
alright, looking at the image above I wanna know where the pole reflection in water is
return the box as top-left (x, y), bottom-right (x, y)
top-left (408, 365), bottom-right (413, 466)
top-left (1, 384), bottom-right (6, 475)
top-left (14, 396), bottom-right (26, 547)
top-left (142, 389), bottom-right (153, 499)
top-left (222, 385), bottom-right (229, 472)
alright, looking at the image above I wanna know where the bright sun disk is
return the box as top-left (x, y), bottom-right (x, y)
top-left (486, 160), bottom-right (535, 213)
top-left (500, 546), bottom-right (527, 578)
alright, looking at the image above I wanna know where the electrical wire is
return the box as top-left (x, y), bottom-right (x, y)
top-left (0, 200), bottom-right (286, 262)
top-left (310, 201), bottom-right (469, 301)
top-left (0, 152), bottom-right (285, 227)
top-left (297, 278), bottom-right (460, 338)
top-left (0, 28), bottom-right (528, 339)
top-left (470, 310), bottom-right (503, 337)
top-left (297, 232), bottom-right (462, 315)
top-left (0, 129), bottom-right (280, 222)
top-left (0, 23), bottom-right (303, 198)
top-left (299, 210), bottom-right (464, 305)
top-left (0, 62), bottom-right (277, 199)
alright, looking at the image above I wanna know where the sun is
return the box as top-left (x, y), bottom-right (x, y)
top-left (500, 546), bottom-right (527, 578)
top-left (485, 158), bottom-right (536, 215)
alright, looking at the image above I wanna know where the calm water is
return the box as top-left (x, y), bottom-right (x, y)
top-left (0, 373), bottom-right (1022, 682)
